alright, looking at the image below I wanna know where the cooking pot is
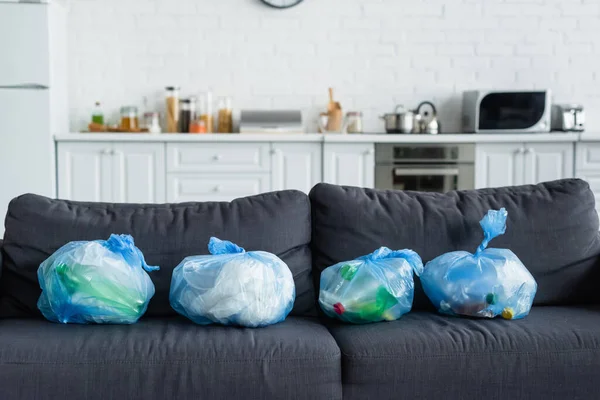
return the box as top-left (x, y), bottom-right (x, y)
top-left (380, 105), bottom-right (415, 133)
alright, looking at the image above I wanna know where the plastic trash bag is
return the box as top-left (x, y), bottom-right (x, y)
top-left (421, 208), bottom-right (537, 320)
top-left (169, 237), bottom-right (295, 328)
top-left (37, 234), bottom-right (159, 324)
top-left (319, 247), bottom-right (424, 324)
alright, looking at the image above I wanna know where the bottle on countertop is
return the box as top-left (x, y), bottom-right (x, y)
top-left (165, 86), bottom-right (180, 133)
top-left (91, 101), bottom-right (104, 125)
top-left (199, 91), bottom-right (214, 133)
top-left (179, 98), bottom-right (196, 133)
top-left (217, 96), bottom-right (233, 133)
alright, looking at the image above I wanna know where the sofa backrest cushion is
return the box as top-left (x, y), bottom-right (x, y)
top-left (310, 179), bottom-right (600, 309)
top-left (0, 191), bottom-right (315, 318)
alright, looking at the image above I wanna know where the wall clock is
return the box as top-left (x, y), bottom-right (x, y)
top-left (260, 0), bottom-right (303, 9)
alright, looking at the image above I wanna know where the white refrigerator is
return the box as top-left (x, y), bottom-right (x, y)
top-left (0, 0), bottom-right (67, 235)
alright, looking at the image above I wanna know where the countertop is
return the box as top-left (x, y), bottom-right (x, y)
top-left (55, 132), bottom-right (585, 143)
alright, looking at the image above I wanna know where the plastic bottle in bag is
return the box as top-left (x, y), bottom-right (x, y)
top-left (420, 208), bottom-right (537, 320)
top-left (37, 234), bottom-right (159, 324)
top-left (319, 247), bottom-right (423, 324)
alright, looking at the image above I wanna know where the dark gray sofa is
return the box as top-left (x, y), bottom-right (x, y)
top-left (1, 179), bottom-right (599, 399)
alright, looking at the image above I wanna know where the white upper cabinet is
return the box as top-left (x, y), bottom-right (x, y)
top-left (476, 142), bottom-right (574, 189)
top-left (57, 142), bottom-right (165, 203)
top-left (271, 143), bottom-right (322, 193)
top-left (112, 143), bottom-right (166, 203)
top-left (323, 143), bottom-right (375, 188)
top-left (523, 143), bottom-right (573, 185)
top-left (0, 3), bottom-right (50, 86)
top-left (57, 142), bottom-right (112, 202)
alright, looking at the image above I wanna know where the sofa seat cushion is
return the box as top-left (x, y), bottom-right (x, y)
top-left (328, 306), bottom-right (600, 400)
top-left (0, 316), bottom-right (341, 400)
top-left (0, 191), bottom-right (316, 318)
top-left (310, 180), bottom-right (600, 309)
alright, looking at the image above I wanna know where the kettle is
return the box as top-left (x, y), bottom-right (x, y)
top-left (415, 101), bottom-right (440, 134)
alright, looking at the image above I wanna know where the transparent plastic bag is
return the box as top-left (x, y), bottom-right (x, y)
top-left (421, 208), bottom-right (537, 320)
top-left (169, 237), bottom-right (295, 328)
top-left (319, 247), bottom-right (423, 324)
top-left (37, 234), bottom-right (159, 324)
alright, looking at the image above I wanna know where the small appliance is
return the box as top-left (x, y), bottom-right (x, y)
top-left (239, 110), bottom-right (303, 134)
top-left (551, 104), bottom-right (585, 132)
top-left (462, 90), bottom-right (551, 133)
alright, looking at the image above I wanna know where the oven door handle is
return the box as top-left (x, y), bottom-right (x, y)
top-left (394, 167), bottom-right (459, 176)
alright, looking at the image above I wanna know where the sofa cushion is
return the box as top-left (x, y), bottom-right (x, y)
top-left (310, 179), bottom-right (600, 309)
top-left (0, 192), bottom-right (315, 318)
top-left (0, 316), bottom-right (341, 400)
top-left (328, 306), bottom-right (600, 400)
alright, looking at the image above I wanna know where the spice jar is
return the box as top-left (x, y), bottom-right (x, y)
top-left (217, 96), bottom-right (233, 133)
top-left (179, 97), bottom-right (196, 133)
top-left (120, 106), bottom-right (139, 131)
top-left (199, 91), bottom-right (214, 133)
top-left (346, 111), bottom-right (363, 134)
top-left (165, 86), bottom-right (180, 133)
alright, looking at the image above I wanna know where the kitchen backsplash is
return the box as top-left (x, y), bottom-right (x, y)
top-left (64, 0), bottom-right (600, 132)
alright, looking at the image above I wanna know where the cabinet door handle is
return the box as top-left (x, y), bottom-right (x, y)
top-left (102, 148), bottom-right (111, 155)
top-left (213, 185), bottom-right (222, 192)
top-left (270, 148), bottom-right (281, 155)
top-left (364, 148), bottom-right (375, 155)
top-left (524, 148), bottom-right (535, 155)
top-left (515, 147), bottom-right (525, 154)
top-left (213, 154), bottom-right (222, 161)
top-left (110, 149), bottom-right (116, 156)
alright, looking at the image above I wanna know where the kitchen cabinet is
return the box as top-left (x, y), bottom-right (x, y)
top-left (271, 143), bottom-right (322, 193)
top-left (57, 142), bottom-right (165, 203)
top-left (112, 143), bottom-right (166, 203)
top-left (57, 142), bottom-right (113, 202)
top-left (575, 142), bottom-right (600, 216)
top-left (323, 143), bottom-right (375, 188)
top-left (475, 142), bottom-right (574, 189)
top-left (167, 174), bottom-right (270, 203)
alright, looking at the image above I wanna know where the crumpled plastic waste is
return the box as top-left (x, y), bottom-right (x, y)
top-left (319, 247), bottom-right (423, 324)
top-left (37, 234), bottom-right (159, 324)
top-left (420, 208), bottom-right (537, 320)
top-left (169, 237), bottom-right (295, 328)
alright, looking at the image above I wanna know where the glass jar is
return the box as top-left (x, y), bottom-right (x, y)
top-left (120, 106), bottom-right (139, 131)
top-left (178, 97), bottom-right (196, 133)
top-left (217, 96), bottom-right (233, 133)
top-left (199, 91), bottom-right (214, 133)
top-left (165, 86), bottom-right (180, 133)
top-left (346, 111), bottom-right (363, 134)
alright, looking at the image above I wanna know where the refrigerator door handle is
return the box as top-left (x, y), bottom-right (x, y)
top-left (0, 83), bottom-right (49, 90)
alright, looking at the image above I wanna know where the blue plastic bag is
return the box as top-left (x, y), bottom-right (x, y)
top-left (37, 234), bottom-right (159, 324)
top-left (169, 237), bottom-right (295, 328)
top-left (421, 208), bottom-right (537, 320)
top-left (319, 247), bottom-right (423, 324)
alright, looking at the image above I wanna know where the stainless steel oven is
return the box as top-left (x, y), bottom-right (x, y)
top-left (375, 144), bottom-right (475, 192)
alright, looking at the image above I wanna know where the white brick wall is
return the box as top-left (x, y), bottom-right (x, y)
top-left (64, 0), bottom-right (600, 132)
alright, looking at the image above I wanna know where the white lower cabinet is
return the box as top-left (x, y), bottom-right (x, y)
top-left (57, 142), bottom-right (113, 202)
top-left (167, 174), bottom-right (270, 202)
top-left (576, 142), bottom-right (600, 216)
top-left (323, 143), bottom-right (375, 188)
top-left (271, 143), bottom-right (322, 193)
top-left (476, 142), bottom-right (574, 189)
top-left (57, 142), bottom-right (165, 203)
top-left (112, 143), bottom-right (166, 203)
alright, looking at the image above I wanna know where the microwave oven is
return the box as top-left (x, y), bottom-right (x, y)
top-left (462, 90), bottom-right (552, 133)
